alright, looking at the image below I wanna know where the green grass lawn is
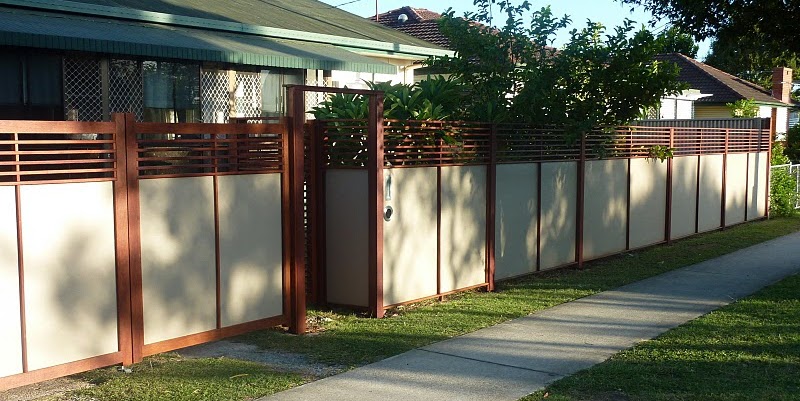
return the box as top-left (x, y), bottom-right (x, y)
top-left (71, 354), bottom-right (305, 401)
top-left (521, 273), bottom-right (800, 401)
top-left (67, 214), bottom-right (800, 401)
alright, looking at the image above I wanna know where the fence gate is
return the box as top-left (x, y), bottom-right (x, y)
top-left (0, 113), bottom-right (305, 390)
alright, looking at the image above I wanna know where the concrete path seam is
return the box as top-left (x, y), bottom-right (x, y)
top-left (417, 348), bottom-right (564, 377)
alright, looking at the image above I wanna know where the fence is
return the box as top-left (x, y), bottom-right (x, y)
top-left (634, 118), bottom-right (770, 130)
top-left (771, 163), bottom-right (800, 209)
top-left (0, 114), bottom-right (305, 390)
top-left (308, 119), bottom-right (772, 316)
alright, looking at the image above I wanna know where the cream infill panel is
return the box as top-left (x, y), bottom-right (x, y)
top-left (698, 154), bottom-right (724, 232)
top-left (671, 156), bottom-right (698, 239)
top-left (725, 153), bottom-right (748, 225)
top-left (218, 174), bottom-right (283, 327)
top-left (0, 187), bottom-right (22, 377)
top-left (20, 182), bottom-right (118, 371)
top-left (747, 152), bottom-right (768, 219)
top-left (540, 162), bottom-right (577, 269)
top-left (495, 164), bottom-right (537, 279)
top-left (326, 170), bottom-right (369, 307)
top-left (140, 177), bottom-right (216, 344)
top-left (629, 158), bottom-right (667, 248)
top-left (440, 166), bottom-right (486, 293)
top-left (583, 159), bottom-right (627, 259)
top-left (382, 167), bottom-right (438, 305)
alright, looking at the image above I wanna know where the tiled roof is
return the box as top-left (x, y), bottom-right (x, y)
top-left (371, 6), bottom-right (450, 48)
top-left (656, 53), bottom-right (791, 106)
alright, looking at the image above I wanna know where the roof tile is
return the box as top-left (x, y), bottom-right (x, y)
top-left (656, 53), bottom-right (791, 105)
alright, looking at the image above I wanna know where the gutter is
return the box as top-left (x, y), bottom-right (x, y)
top-left (0, 0), bottom-right (454, 59)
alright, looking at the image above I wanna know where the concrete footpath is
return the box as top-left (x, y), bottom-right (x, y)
top-left (259, 231), bottom-right (800, 401)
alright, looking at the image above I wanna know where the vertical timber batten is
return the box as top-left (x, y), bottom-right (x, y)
top-left (367, 94), bottom-right (385, 318)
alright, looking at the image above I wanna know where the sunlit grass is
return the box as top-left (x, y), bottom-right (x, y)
top-left (522, 273), bottom-right (800, 401)
top-left (71, 353), bottom-right (305, 401)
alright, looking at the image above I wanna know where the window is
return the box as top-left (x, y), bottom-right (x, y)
top-left (0, 53), bottom-right (62, 120)
top-left (260, 68), bottom-right (302, 117)
top-left (143, 61), bottom-right (201, 123)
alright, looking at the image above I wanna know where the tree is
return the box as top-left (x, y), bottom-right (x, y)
top-left (616, 0), bottom-right (800, 55)
top-left (426, 0), bottom-right (684, 139)
top-left (655, 26), bottom-right (698, 58)
top-left (726, 98), bottom-right (758, 118)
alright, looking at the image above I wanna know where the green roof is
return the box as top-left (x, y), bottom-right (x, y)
top-left (0, 7), bottom-right (399, 73)
top-left (55, 0), bottom-right (438, 47)
top-left (0, 0), bottom-right (450, 57)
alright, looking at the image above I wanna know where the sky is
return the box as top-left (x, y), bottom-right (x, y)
top-left (318, 0), bottom-right (711, 59)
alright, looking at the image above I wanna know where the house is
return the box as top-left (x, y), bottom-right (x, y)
top-left (0, 0), bottom-right (451, 122)
top-left (372, 6), bottom-right (451, 49)
top-left (655, 53), bottom-right (795, 134)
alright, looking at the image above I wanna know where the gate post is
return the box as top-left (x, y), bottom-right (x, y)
top-left (286, 86), bottom-right (307, 334)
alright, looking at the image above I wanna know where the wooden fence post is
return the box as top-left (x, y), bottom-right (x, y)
top-left (486, 124), bottom-right (497, 291)
top-left (665, 128), bottom-right (674, 244)
top-left (576, 135), bottom-right (586, 269)
top-left (111, 113), bottom-right (134, 366)
top-left (367, 94), bottom-right (385, 318)
top-left (122, 113), bottom-right (144, 363)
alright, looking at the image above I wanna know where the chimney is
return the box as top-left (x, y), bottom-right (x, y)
top-left (772, 67), bottom-right (792, 103)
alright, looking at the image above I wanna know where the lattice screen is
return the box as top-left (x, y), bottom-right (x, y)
top-left (109, 59), bottom-right (144, 121)
top-left (645, 104), bottom-right (660, 120)
top-left (305, 79), bottom-right (330, 119)
top-left (201, 69), bottom-right (230, 123)
top-left (63, 57), bottom-right (103, 122)
top-left (233, 71), bottom-right (261, 119)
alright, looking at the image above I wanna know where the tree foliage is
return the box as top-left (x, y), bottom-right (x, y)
top-left (617, 0), bottom-right (800, 55)
top-left (311, 76), bottom-right (464, 121)
top-left (726, 98), bottom-right (759, 118)
top-left (425, 0), bottom-right (684, 139)
top-left (770, 142), bottom-right (798, 217)
top-left (655, 26), bottom-right (698, 58)
top-left (785, 124), bottom-right (800, 164)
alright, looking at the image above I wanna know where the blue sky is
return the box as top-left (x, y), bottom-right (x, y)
top-left (318, 0), bottom-right (710, 59)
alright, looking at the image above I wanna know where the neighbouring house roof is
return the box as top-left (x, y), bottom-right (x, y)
top-left (371, 6), bottom-right (450, 48)
top-left (0, 0), bottom-right (452, 72)
top-left (656, 53), bottom-right (793, 107)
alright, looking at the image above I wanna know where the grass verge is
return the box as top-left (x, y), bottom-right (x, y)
top-left (70, 354), bottom-right (305, 401)
top-left (67, 214), bottom-right (800, 401)
top-left (521, 273), bottom-right (800, 401)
